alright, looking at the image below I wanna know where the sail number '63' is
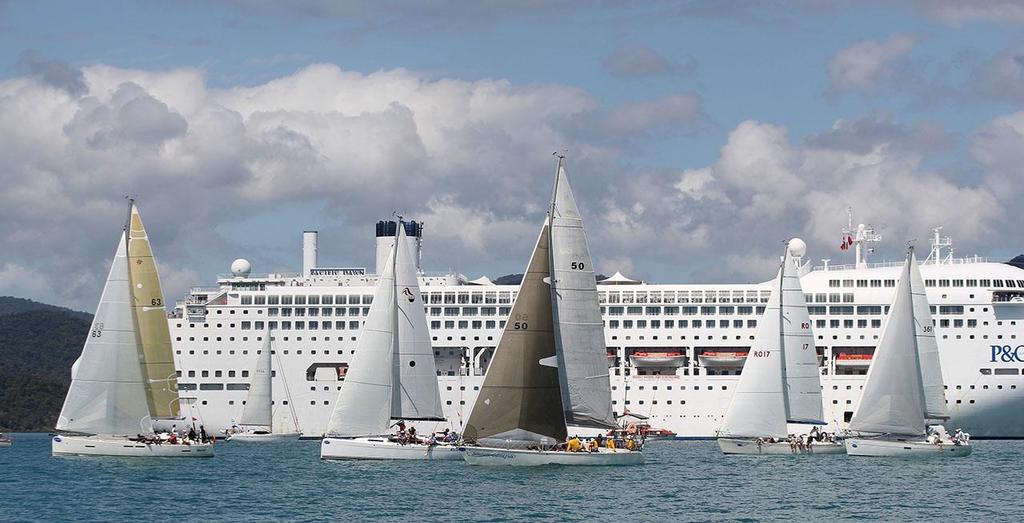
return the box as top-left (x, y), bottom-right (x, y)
top-left (512, 314), bottom-right (528, 330)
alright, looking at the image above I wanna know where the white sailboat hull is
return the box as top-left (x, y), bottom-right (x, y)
top-left (0, 440), bottom-right (11, 448)
top-left (228, 431), bottom-right (301, 442)
top-left (845, 437), bottom-right (972, 457)
top-left (320, 437), bottom-right (465, 460)
top-left (718, 438), bottom-right (845, 455)
top-left (462, 446), bottom-right (644, 466)
top-left (51, 435), bottom-right (214, 458)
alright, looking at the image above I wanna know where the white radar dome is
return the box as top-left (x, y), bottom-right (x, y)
top-left (788, 238), bottom-right (807, 258)
top-left (230, 258), bottom-right (252, 278)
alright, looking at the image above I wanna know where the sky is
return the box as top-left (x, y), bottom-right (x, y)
top-left (1, 0), bottom-right (1024, 311)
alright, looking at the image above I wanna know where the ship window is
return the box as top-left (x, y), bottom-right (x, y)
top-left (226, 383), bottom-right (248, 391)
top-left (994, 368), bottom-right (1019, 375)
top-left (925, 280), bottom-right (936, 287)
top-left (199, 383), bottom-right (223, 391)
top-left (829, 280), bottom-right (840, 288)
top-left (856, 280), bottom-right (867, 287)
top-left (829, 293), bottom-right (841, 303)
top-left (884, 280), bottom-right (895, 287)
top-left (242, 371), bottom-right (249, 377)
top-left (458, 293), bottom-right (470, 304)
top-left (177, 383), bottom-right (197, 391)
top-left (254, 296), bottom-right (266, 305)
top-left (295, 295), bottom-right (306, 305)
top-left (362, 295), bottom-right (373, 305)
top-left (816, 320), bottom-right (826, 328)
top-left (938, 280), bottom-right (950, 287)
top-left (808, 306), bottom-right (826, 315)
top-left (994, 280), bottom-right (1004, 287)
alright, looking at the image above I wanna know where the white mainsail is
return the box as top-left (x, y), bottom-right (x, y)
top-left (324, 241), bottom-right (398, 437)
top-left (57, 233), bottom-right (153, 436)
top-left (780, 249), bottom-right (825, 424)
top-left (908, 252), bottom-right (951, 421)
top-left (548, 157), bottom-right (617, 429)
top-left (392, 223), bottom-right (445, 421)
top-left (718, 263), bottom-right (788, 439)
top-left (239, 333), bottom-right (273, 428)
top-left (848, 253), bottom-right (928, 436)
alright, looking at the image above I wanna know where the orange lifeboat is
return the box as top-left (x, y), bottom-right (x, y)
top-left (696, 351), bottom-right (747, 367)
top-left (835, 353), bottom-right (872, 368)
top-left (629, 351), bottom-right (687, 367)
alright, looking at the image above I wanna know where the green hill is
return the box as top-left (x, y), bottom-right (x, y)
top-left (0, 300), bottom-right (91, 431)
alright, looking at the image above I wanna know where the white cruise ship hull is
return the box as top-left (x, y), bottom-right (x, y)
top-left (228, 431), bottom-right (301, 442)
top-left (718, 438), bottom-right (845, 455)
top-left (462, 446), bottom-right (643, 466)
top-left (845, 437), bottom-right (972, 457)
top-left (51, 435), bottom-right (214, 458)
top-left (320, 437), bottom-right (464, 460)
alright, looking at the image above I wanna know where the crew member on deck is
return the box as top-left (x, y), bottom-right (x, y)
top-left (567, 435), bottom-right (583, 452)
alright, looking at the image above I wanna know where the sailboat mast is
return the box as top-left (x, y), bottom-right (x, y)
top-left (776, 248), bottom-right (791, 420)
top-left (391, 217), bottom-right (402, 422)
top-left (905, 246), bottom-right (931, 422)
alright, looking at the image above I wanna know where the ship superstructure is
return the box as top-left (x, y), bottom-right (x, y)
top-left (168, 219), bottom-right (1024, 438)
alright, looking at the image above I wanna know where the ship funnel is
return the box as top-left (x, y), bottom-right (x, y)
top-left (375, 220), bottom-right (423, 274)
top-left (303, 230), bottom-right (318, 277)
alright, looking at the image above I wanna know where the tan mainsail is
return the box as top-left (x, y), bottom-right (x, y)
top-left (127, 204), bottom-right (181, 420)
top-left (464, 222), bottom-right (567, 448)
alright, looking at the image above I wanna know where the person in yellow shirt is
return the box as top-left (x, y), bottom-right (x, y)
top-left (626, 436), bottom-right (637, 451)
top-left (566, 436), bottom-right (582, 452)
top-left (606, 437), bottom-right (617, 450)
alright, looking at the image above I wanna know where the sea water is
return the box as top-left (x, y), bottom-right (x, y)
top-left (1, 434), bottom-right (1021, 522)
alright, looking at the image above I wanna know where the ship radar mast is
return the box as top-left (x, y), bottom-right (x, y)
top-left (842, 207), bottom-right (881, 269)
top-left (925, 226), bottom-right (953, 265)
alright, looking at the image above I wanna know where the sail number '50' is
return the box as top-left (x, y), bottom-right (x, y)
top-left (570, 261), bottom-right (586, 270)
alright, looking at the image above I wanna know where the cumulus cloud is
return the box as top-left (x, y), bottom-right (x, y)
top-left (671, 112), bottom-right (1011, 282)
top-left (0, 60), bottom-right (708, 309)
top-left (16, 50), bottom-right (88, 97)
top-left (602, 44), bottom-right (696, 78)
top-left (826, 34), bottom-right (917, 95)
top-left (1, 56), bottom-right (1021, 311)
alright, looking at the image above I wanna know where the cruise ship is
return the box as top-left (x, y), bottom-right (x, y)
top-left (168, 219), bottom-right (1024, 439)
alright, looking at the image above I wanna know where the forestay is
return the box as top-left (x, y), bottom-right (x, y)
top-left (780, 248), bottom-right (825, 425)
top-left (392, 224), bottom-right (445, 421)
top-left (849, 255), bottom-right (927, 436)
top-left (464, 222), bottom-right (567, 448)
top-left (126, 205), bottom-right (181, 421)
top-left (240, 333), bottom-right (273, 428)
top-left (57, 233), bottom-right (153, 436)
top-left (548, 158), bottom-right (617, 429)
top-left (908, 252), bottom-right (951, 421)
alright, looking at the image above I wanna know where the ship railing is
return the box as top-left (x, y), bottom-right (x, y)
top-left (812, 256), bottom-right (995, 272)
top-left (216, 273), bottom-right (297, 281)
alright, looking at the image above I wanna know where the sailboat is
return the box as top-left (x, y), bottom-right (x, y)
top-left (320, 221), bottom-right (462, 460)
top-left (717, 242), bottom-right (844, 455)
top-left (52, 201), bottom-right (213, 457)
top-left (461, 156), bottom-right (643, 466)
top-left (228, 331), bottom-right (302, 441)
top-left (0, 432), bottom-right (11, 447)
top-left (845, 248), bottom-right (971, 457)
